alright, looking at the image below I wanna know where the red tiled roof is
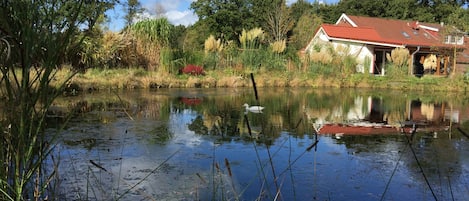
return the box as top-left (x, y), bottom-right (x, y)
top-left (321, 25), bottom-right (383, 44)
top-left (317, 123), bottom-right (411, 135)
top-left (322, 14), bottom-right (456, 48)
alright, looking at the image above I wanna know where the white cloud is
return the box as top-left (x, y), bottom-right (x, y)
top-left (139, 0), bottom-right (198, 26)
top-left (165, 10), bottom-right (198, 26)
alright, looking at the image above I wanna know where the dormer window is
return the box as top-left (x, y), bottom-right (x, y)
top-left (423, 32), bottom-right (430, 39)
top-left (444, 35), bottom-right (464, 45)
top-left (402, 31), bottom-right (410, 38)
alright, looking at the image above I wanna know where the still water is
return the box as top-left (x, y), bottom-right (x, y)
top-left (47, 87), bottom-right (469, 201)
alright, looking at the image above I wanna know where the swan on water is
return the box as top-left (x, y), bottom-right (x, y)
top-left (243, 103), bottom-right (264, 113)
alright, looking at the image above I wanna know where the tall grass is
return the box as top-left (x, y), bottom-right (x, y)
top-left (0, 1), bottom-right (111, 200)
top-left (127, 18), bottom-right (172, 71)
top-left (204, 35), bottom-right (224, 70)
top-left (239, 28), bottom-right (266, 70)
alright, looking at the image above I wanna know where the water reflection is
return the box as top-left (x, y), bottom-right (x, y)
top-left (46, 88), bottom-right (469, 200)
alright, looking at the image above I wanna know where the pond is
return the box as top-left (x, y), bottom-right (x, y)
top-left (46, 87), bottom-right (469, 201)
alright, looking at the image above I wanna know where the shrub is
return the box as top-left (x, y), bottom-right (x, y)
top-left (180, 64), bottom-right (205, 76)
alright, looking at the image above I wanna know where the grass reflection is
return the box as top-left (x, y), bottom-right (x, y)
top-left (44, 88), bottom-right (469, 200)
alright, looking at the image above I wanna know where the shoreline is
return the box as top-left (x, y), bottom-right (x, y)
top-left (64, 69), bottom-right (468, 93)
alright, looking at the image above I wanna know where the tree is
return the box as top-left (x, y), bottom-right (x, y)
top-left (265, 1), bottom-right (294, 42)
top-left (447, 7), bottom-right (469, 32)
top-left (123, 0), bottom-right (144, 27)
top-left (290, 12), bottom-right (323, 50)
top-left (383, 0), bottom-right (414, 20)
top-left (335, 0), bottom-right (388, 17)
top-left (183, 21), bottom-right (212, 51)
top-left (191, 0), bottom-right (254, 42)
top-left (415, 0), bottom-right (467, 23)
top-left (0, 1), bottom-right (116, 200)
top-left (250, 0), bottom-right (282, 32)
top-left (289, 0), bottom-right (314, 23)
top-left (317, 3), bottom-right (341, 24)
top-left (331, 0), bottom-right (468, 24)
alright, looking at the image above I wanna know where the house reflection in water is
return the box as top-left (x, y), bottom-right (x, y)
top-left (315, 97), bottom-right (459, 135)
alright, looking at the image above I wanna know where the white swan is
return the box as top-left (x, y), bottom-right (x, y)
top-left (243, 103), bottom-right (264, 113)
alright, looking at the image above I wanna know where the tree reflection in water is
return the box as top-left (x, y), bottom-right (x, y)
top-left (45, 88), bottom-right (469, 201)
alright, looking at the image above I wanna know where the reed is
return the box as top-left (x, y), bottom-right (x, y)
top-left (127, 18), bottom-right (172, 71)
top-left (0, 1), bottom-right (111, 200)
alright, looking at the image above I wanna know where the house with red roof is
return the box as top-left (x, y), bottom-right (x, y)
top-left (305, 13), bottom-right (467, 76)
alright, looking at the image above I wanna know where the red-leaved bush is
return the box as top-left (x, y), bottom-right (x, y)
top-left (180, 64), bottom-right (205, 76)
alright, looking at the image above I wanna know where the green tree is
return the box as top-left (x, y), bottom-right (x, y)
top-left (123, 0), bottom-right (144, 27)
top-left (250, 0), bottom-right (282, 34)
top-left (317, 3), bottom-right (341, 24)
top-left (335, 0), bottom-right (388, 17)
top-left (331, 0), bottom-right (468, 23)
top-left (291, 12), bottom-right (323, 51)
top-left (190, 0), bottom-right (255, 42)
top-left (414, 0), bottom-right (467, 23)
top-left (289, 0), bottom-right (314, 23)
top-left (383, 0), bottom-right (414, 20)
top-left (170, 25), bottom-right (188, 50)
top-left (183, 22), bottom-right (210, 51)
top-left (447, 7), bottom-right (469, 32)
top-left (0, 1), bottom-right (115, 200)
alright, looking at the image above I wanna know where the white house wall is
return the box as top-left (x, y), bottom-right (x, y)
top-left (306, 30), bottom-right (374, 73)
top-left (330, 41), bottom-right (374, 73)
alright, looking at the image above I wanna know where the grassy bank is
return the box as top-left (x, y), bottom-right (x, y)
top-left (63, 68), bottom-right (469, 92)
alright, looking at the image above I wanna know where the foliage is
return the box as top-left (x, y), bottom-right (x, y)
top-left (290, 12), bottom-right (323, 50)
top-left (190, 0), bottom-right (256, 42)
top-left (183, 21), bottom-right (211, 51)
top-left (384, 63), bottom-right (407, 79)
top-left (306, 43), bottom-right (357, 77)
top-left (289, 0), bottom-right (314, 23)
top-left (447, 7), bottom-right (469, 32)
top-left (264, 1), bottom-right (294, 42)
top-left (127, 18), bottom-right (173, 71)
top-left (169, 25), bottom-right (187, 50)
top-left (0, 0), bottom-right (115, 200)
top-left (329, 0), bottom-right (468, 24)
top-left (79, 31), bottom-right (134, 69)
top-left (123, 0), bottom-right (144, 27)
top-left (128, 18), bottom-right (172, 47)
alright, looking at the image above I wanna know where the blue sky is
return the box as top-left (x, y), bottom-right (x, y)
top-left (106, 0), bottom-right (339, 32)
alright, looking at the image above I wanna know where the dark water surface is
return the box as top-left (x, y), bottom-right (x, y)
top-left (47, 88), bottom-right (469, 201)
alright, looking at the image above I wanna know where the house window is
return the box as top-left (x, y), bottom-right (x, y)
top-left (445, 35), bottom-right (464, 45)
top-left (457, 36), bottom-right (464, 45)
top-left (451, 36), bottom-right (456, 43)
